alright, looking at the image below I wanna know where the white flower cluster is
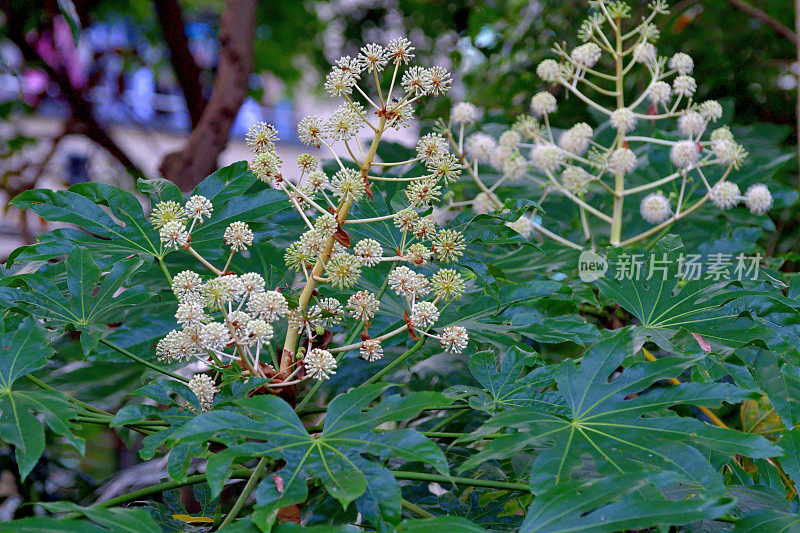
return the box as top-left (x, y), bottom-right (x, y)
top-left (441, 0), bottom-right (771, 248)
top-left (151, 40), bottom-right (471, 394)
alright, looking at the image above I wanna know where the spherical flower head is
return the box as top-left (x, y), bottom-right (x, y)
top-left (200, 322), bottom-right (232, 351)
top-left (246, 122), bottom-right (279, 154)
top-left (307, 170), bottom-right (329, 192)
top-left (358, 43), bottom-right (388, 72)
top-left (513, 114), bottom-right (540, 139)
top-left (633, 42), bottom-right (657, 64)
top-left (531, 92), bottom-right (557, 117)
top-left (387, 37), bottom-right (415, 65)
top-left (678, 111), bottom-right (705, 138)
top-left (536, 59), bottom-right (561, 82)
top-left (203, 276), bottom-right (242, 309)
top-left (312, 297), bottom-right (344, 327)
top-left (324, 59), bottom-right (361, 97)
top-left (151, 201), bottom-right (187, 229)
top-left (172, 270), bottom-right (204, 302)
top-left (394, 207), bottom-right (420, 232)
top-left (184, 195), bottom-right (213, 223)
top-left (347, 290), bottom-right (380, 321)
top-left (297, 153), bottom-right (319, 173)
top-left (326, 102), bottom-right (364, 141)
top-left (251, 150), bottom-right (283, 185)
top-left (466, 132), bottom-right (497, 163)
top-left (239, 272), bottom-right (265, 296)
top-left (571, 43), bottom-right (601, 68)
top-left (473, 191), bottom-right (499, 215)
top-left (401, 66), bottom-right (431, 96)
top-left (451, 102), bottom-right (480, 125)
top-left (416, 133), bottom-right (449, 163)
top-left (425, 66), bottom-right (452, 95)
top-left (388, 266), bottom-right (430, 299)
top-left (305, 348), bottom-right (337, 380)
top-left (561, 166), bottom-right (591, 196)
top-left (669, 52), bottom-right (694, 75)
top-left (331, 168), bottom-right (366, 202)
top-left (670, 140), bottom-right (701, 169)
top-left (530, 144), bottom-right (565, 173)
top-left (406, 178), bottom-right (442, 207)
top-left (699, 101), bottom-right (723, 122)
top-left (498, 130), bottom-right (522, 149)
top-left (648, 81), bottom-right (672, 105)
top-left (640, 192), bottom-right (672, 224)
top-left (431, 268), bottom-right (465, 301)
top-left (247, 319), bottom-right (274, 344)
top-left (744, 184), bottom-right (772, 215)
top-left (712, 139), bottom-right (747, 169)
top-left (709, 181), bottom-right (741, 210)
top-left (360, 339), bottom-right (383, 362)
top-left (326, 253), bottom-right (362, 289)
top-left (608, 148), bottom-right (638, 175)
top-left (224, 221), bottom-right (254, 252)
top-left (160, 220), bottom-right (189, 249)
top-left (558, 122), bottom-right (593, 155)
top-left (413, 217), bottom-right (437, 240)
top-left (439, 325), bottom-right (468, 354)
top-left (506, 216), bottom-right (534, 238)
top-left (431, 229), bottom-right (466, 263)
top-left (426, 153), bottom-right (461, 185)
top-left (672, 75), bottom-right (697, 97)
top-left (502, 154), bottom-right (527, 182)
top-left (156, 330), bottom-right (185, 362)
top-left (314, 213), bottom-right (338, 238)
top-left (610, 108), bottom-right (637, 133)
top-left (298, 116), bottom-right (326, 148)
top-left (188, 374), bottom-right (218, 411)
top-left (176, 299), bottom-right (205, 327)
top-left (404, 243), bottom-right (431, 266)
top-left (410, 301), bottom-right (439, 328)
top-left (247, 290), bottom-right (288, 323)
top-left (710, 126), bottom-right (734, 142)
top-left (354, 238), bottom-right (383, 267)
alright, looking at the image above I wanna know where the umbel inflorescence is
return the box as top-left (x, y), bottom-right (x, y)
top-left (150, 39), bottom-right (470, 410)
top-left (440, 0), bottom-right (772, 249)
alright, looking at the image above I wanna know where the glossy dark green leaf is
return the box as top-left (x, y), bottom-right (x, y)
top-left (0, 247), bottom-right (150, 354)
top-left (168, 385), bottom-right (449, 530)
top-left (462, 329), bottom-right (775, 493)
top-left (0, 317), bottom-right (83, 479)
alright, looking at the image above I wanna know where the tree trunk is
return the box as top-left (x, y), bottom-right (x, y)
top-left (159, 0), bottom-right (258, 191)
top-left (154, 0), bottom-right (207, 128)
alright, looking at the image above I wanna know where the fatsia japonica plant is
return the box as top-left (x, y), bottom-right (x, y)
top-left (2, 5), bottom-right (800, 533)
top-left (440, 0), bottom-right (774, 249)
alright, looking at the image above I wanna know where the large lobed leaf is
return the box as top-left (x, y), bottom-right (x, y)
top-left (167, 384), bottom-right (450, 531)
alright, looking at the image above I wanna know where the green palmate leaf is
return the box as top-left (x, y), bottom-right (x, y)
top-left (461, 328), bottom-right (777, 494)
top-left (0, 317), bottom-right (83, 479)
top-left (732, 510), bottom-right (800, 532)
top-left (520, 472), bottom-right (734, 532)
top-left (595, 238), bottom-right (773, 353)
top-left (168, 384), bottom-right (450, 531)
top-left (466, 347), bottom-right (562, 412)
top-left (26, 503), bottom-right (160, 533)
top-left (396, 516), bottom-right (486, 532)
top-left (0, 247), bottom-right (150, 354)
top-left (751, 350), bottom-right (800, 428)
top-left (9, 182), bottom-right (165, 262)
top-left (776, 429), bottom-right (800, 489)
